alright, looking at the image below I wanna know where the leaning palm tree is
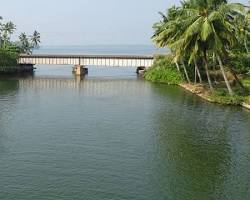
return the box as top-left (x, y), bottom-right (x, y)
top-left (202, 2), bottom-right (244, 95)
top-left (152, 6), bottom-right (192, 82)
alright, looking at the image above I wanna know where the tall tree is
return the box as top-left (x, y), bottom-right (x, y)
top-left (152, 6), bottom-right (192, 81)
top-left (0, 16), bottom-right (3, 47)
top-left (1, 21), bottom-right (16, 46)
top-left (169, 0), bottom-right (245, 94)
top-left (235, 9), bottom-right (250, 53)
top-left (19, 33), bottom-right (32, 54)
top-left (30, 30), bottom-right (41, 48)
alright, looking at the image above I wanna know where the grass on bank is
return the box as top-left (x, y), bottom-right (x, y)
top-left (210, 90), bottom-right (247, 105)
top-left (242, 75), bottom-right (250, 104)
top-left (209, 74), bottom-right (250, 105)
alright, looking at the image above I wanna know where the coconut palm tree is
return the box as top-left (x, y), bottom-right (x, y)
top-left (1, 21), bottom-right (16, 46)
top-left (19, 32), bottom-right (32, 54)
top-left (30, 30), bottom-right (41, 48)
top-left (247, 2), bottom-right (250, 37)
top-left (235, 9), bottom-right (250, 53)
top-left (169, 0), bottom-right (245, 95)
top-left (0, 16), bottom-right (3, 47)
top-left (152, 7), bottom-right (192, 82)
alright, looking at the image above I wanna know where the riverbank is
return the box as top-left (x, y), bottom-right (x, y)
top-left (144, 56), bottom-right (250, 110)
top-left (179, 83), bottom-right (250, 110)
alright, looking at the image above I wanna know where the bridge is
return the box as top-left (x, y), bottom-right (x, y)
top-left (19, 54), bottom-right (154, 75)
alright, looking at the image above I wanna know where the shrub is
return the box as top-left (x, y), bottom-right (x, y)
top-left (144, 55), bottom-right (183, 85)
top-left (0, 48), bottom-right (19, 73)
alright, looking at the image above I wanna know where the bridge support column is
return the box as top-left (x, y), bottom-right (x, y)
top-left (136, 66), bottom-right (146, 75)
top-left (74, 65), bottom-right (88, 76)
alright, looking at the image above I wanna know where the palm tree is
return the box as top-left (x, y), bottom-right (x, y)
top-left (152, 7), bottom-right (192, 82)
top-left (194, 57), bottom-right (203, 83)
top-left (30, 30), bottom-right (41, 48)
top-left (1, 21), bottom-right (16, 46)
top-left (152, 0), bottom-right (248, 94)
top-left (19, 33), bottom-right (32, 54)
top-left (248, 3), bottom-right (250, 24)
top-left (235, 10), bottom-right (250, 53)
top-left (0, 16), bottom-right (3, 47)
top-left (169, 0), bottom-right (245, 95)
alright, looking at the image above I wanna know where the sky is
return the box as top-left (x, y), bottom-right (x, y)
top-left (0, 0), bottom-right (249, 46)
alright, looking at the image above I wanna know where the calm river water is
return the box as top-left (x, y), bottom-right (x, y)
top-left (0, 46), bottom-right (250, 200)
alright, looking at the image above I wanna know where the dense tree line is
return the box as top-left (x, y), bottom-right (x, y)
top-left (0, 17), bottom-right (41, 67)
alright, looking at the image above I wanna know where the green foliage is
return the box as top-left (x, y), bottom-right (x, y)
top-left (229, 53), bottom-right (250, 74)
top-left (144, 56), bottom-right (183, 85)
top-left (152, 0), bottom-right (248, 95)
top-left (0, 16), bottom-right (41, 74)
top-left (18, 33), bottom-right (32, 54)
top-left (150, 0), bottom-right (250, 105)
top-left (246, 96), bottom-right (250, 104)
top-left (0, 48), bottom-right (18, 67)
top-left (211, 90), bottom-right (246, 105)
top-left (242, 78), bottom-right (250, 88)
top-left (31, 31), bottom-right (41, 48)
top-left (0, 17), bottom-right (41, 55)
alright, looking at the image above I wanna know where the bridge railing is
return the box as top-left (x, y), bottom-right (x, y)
top-left (18, 54), bottom-right (155, 67)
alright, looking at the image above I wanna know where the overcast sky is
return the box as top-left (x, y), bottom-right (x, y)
top-left (0, 0), bottom-right (248, 45)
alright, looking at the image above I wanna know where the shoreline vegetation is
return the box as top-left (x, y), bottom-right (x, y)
top-left (145, 56), bottom-right (250, 109)
top-left (146, 0), bottom-right (250, 109)
top-left (0, 16), bottom-right (40, 74)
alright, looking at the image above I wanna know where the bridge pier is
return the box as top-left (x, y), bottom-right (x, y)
top-left (136, 66), bottom-right (146, 75)
top-left (73, 65), bottom-right (88, 76)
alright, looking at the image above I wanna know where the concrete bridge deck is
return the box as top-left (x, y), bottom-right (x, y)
top-left (19, 54), bottom-right (154, 68)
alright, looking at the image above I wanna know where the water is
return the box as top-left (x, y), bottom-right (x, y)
top-left (0, 46), bottom-right (250, 200)
top-left (33, 45), bottom-right (168, 55)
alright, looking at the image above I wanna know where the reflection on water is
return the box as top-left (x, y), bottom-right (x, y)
top-left (18, 77), bottom-right (150, 97)
top-left (0, 79), bottom-right (19, 95)
top-left (0, 75), bottom-right (249, 200)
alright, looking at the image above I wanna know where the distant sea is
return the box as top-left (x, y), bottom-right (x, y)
top-left (33, 45), bottom-right (168, 55)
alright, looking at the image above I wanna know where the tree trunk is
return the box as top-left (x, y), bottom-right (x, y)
top-left (194, 58), bottom-right (202, 83)
top-left (203, 51), bottom-right (214, 91)
top-left (244, 37), bottom-right (249, 54)
top-left (212, 53), bottom-right (217, 82)
top-left (194, 65), bottom-right (197, 84)
top-left (181, 60), bottom-right (191, 83)
top-left (175, 61), bottom-right (180, 72)
top-left (217, 55), bottom-right (234, 96)
top-left (229, 68), bottom-right (246, 89)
